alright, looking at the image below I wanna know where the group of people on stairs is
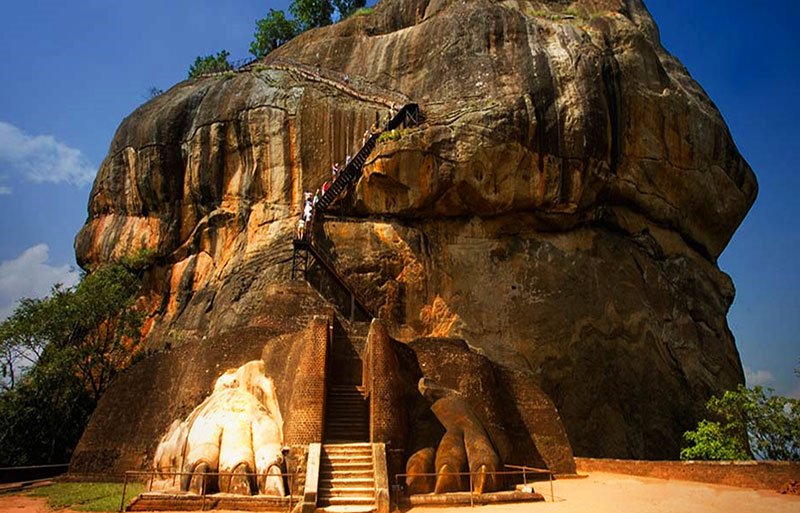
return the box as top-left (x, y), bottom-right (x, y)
top-left (294, 117), bottom-right (387, 241)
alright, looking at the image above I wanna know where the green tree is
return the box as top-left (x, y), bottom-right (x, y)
top-left (290, 0), bottom-right (334, 31)
top-left (332, 0), bottom-right (366, 18)
top-left (188, 49), bottom-right (232, 78)
top-left (681, 384), bottom-right (799, 461)
top-left (680, 420), bottom-right (750, 460)
top-left (0, 258), bottom-right (146, 465)
top-left (250, 9), bottom-right (300, 58)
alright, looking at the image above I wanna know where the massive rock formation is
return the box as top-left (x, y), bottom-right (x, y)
top-left (74, 0), bottom-right (756, 462)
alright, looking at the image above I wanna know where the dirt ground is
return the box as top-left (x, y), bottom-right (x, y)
top-left (1, 472), bottom-right (798, 513)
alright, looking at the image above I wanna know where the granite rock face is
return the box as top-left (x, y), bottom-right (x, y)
top-left (75, 0), bottom-right (756, 459)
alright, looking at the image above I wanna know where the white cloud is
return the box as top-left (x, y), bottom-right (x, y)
top-left (0, 185), bottom-right (10, 195)
top-left (0, 244), bottom-right (81, 320)
top-left (744, 366), bottom-right (775, 387)
top-left (0, 121), bottom-right (95, 186)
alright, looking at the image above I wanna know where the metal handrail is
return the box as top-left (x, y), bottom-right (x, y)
top-left (119, 469), bottom-right (298, 512)
top-left (395, 466), bottom-right (554, 506)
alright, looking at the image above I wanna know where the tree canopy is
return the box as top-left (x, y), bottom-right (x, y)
top-left (681, 384), bottom-right (799, 461)
top-left (250, 9), bottom-right (300, 59)
top-left (0, 257), bottom-right (147, 465)
top-left (188, 50), bottom-right (232, 78)
top-left (249, 0), bottom-right (367, 59)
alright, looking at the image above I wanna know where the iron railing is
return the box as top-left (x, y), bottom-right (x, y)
top-left (119, 469), bottom-right (298, 512)
top-left (395, 464), bottom-right (554, 506)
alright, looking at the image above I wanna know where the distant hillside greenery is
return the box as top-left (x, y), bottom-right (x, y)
top-left (0, 254), bottom-right (150, 465)
top-left (681, 384), bottom-right (799, 461)
top-left (189, 0), bottom-right (367, 77)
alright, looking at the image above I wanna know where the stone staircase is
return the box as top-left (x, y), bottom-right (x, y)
top-left (318, 443), bottom-right (376, 511)
top-left (325, 318), bottom-right (370, 442)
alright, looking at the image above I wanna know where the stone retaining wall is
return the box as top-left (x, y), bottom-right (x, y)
top-left (575, 458), bottom-right (799, 491)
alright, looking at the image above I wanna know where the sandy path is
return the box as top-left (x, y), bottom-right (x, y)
top-left (0, 472), bottom-right (797, 513)
top-left (407, 473), bottom-right (800, 513)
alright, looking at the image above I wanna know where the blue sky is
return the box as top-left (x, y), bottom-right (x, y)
top-left (0, 1), bottom-right (797, 397)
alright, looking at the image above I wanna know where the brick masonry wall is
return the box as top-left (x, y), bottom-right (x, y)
top-left (284, 315), bottom-right (330, 445)
top-left (576, 458), bottom-right (800, 490)
top-left (367, 319), bottom-right (407, 447)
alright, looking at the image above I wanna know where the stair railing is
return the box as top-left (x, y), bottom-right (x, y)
top-left (291, 104), bottom-right (421, 321)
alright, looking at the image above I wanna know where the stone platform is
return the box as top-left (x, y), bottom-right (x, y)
top-left (126, 492), bottom-right (301, 511)
top-left (398, 490), bottom-right (544, 507)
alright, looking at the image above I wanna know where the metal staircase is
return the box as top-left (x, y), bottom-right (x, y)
top-left (317, 103), bottom-right (420, 212)
top-left (290, 103), bottom-right (421, 319)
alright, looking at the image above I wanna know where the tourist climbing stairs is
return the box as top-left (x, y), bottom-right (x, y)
top-left (318, 443), bottom-right (376, 511)
top-left (317, 103), bottom-right (420, 212)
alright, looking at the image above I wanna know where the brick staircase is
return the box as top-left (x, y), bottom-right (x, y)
top-left (316, 318), bottom-right (376, 511)
top-left (318, 443), bottom-right (376, 512)
top-left (325, 319), bottom-right (369, 442)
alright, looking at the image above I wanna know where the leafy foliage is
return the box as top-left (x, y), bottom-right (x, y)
top-left (188, 50), bottom-right (232, 78)
top-left (0, 257), bottom-right (146, 465)
top-left (290, 0), bottom-right (335, 31)
top-left (680, 419), bottom-right (750, 460)
top-left (333, 0), bottom-right (367, 19)
top-left (348, 6), bottom-right (373, 17)
top-left (247, 0), bottom-right (369, 59)
top-left (681, 384), bottom-right (800, 461)
top-left (250, 9), bottom-right (301, 58)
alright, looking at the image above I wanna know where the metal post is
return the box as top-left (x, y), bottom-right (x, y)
top-left (288, 472), bottom-right (294, 513)
top-left (350, 293), bottom-right (355, 322)
top-left (200, 472), bottom-right (207, 511)
top-left (148, 471), bottom-right (154, 492)
top-left (118, 472), bottom-right (129, 513)
top-left (469, 472), bottom-right (474, 508)
top-left (550, 472), bottom-right (554, 503)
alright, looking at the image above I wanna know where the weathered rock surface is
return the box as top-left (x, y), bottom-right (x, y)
top-left (75, 0), bottom-right (756, 460)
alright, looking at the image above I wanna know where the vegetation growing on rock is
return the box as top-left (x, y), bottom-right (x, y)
top-left (188, 50), bottom-right (232, 78)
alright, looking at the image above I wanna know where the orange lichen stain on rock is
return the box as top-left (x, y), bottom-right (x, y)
top-left (123, 147), bottom-right (141, 213)
top-left (373, 223), bottom-right (425, 286)
top-left (287, 119), bottom-right (299, 209)
top-left (166, 258), bottom-right (191, 319)
top-left (419, 295), bottom-right (461, 337)
top-left (192, 251), bottom-right (215, 290)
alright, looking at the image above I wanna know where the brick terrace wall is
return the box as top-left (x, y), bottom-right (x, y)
top-left (576, 458), bottom-right (800, 491)
top-left (284, 315), bottom-right (330, 445)
top-left (367, 319), bottom-right (407, 447)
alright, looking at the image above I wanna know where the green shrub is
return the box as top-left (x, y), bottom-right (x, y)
top-left (188, 50), bottom-right (232, 78)
top-left (681, 384), bottom-right (799, 461)
top-left (377, 129), bottom-right (403, 144)
top-left (349, 7), bottom-right (373, 17)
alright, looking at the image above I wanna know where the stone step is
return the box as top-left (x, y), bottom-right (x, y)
top-left (326, 411), bottom-right (367, 418)
top-left (318, 497), bottom-right (376, 506)
top-left (322, 456), bottom-right (372, 464)
top-left (328, 388), bottom-right (365, 395)
top-left (322, 447), bottom-right (371, 455)
top-left (319, 486), bottom-right (376, 497)
top-left (316, 505), bottom-right (376, 513)
top-left (323, 478), bottom-right (375, 486)
top-left (325, 419), bottom-right (368, 425)
top-left (320, 461), bottom-right (373, 470)
top-left (320, 471), bottom-right (375, 480)
top-left (323, 443), bottom-right (371, 449)
top-left (325, 434), bottom-right (370, 441)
